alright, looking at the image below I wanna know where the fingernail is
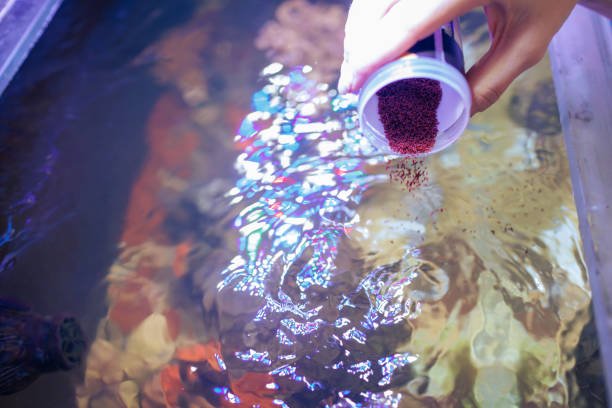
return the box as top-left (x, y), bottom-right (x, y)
top-left (338, 75), bottom-right (349, 94)
top-left (338, 64), bottom-right (353, 94)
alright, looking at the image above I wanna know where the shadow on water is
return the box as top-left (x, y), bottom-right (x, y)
top-left (0, 0), bottom-right (196, 406)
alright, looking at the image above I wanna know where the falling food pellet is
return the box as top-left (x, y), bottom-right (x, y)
top-left (377, 78), bottom-right (443, 155)
top-left (385, 157), bottom-right (429, 192)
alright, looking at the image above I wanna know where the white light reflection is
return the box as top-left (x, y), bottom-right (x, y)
top-left (234, 349), bottom-right (272, 366)
top-left (378, 353), bottom-right (419, 386)
top-left (347, 361), bottom-right (373, 382)
top-left (262, 62), bottom-right (284, 76)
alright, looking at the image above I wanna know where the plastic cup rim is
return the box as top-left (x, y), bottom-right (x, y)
top-left (357, 56), bottom-right (472, 157)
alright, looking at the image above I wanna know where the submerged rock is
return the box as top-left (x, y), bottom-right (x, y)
top-left (509, 79), bottom-right (561, 135)
top-left (125, 314), bottom-right (175, 371)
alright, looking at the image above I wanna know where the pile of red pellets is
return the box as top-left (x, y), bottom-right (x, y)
top-left (376, 78), bottom-right (442, 155)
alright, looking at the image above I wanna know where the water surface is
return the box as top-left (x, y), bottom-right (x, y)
top-left (0, 1), bottom-right (606, 407)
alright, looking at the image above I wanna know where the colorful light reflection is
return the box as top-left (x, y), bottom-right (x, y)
top-left (217, 65), bottom-right (418, 402)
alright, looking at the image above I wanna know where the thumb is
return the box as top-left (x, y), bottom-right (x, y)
top-left (467, 12), bottom-right (547, 115)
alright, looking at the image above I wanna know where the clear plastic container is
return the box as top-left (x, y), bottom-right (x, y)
top-left (357, 21), bottom-right (472, 157)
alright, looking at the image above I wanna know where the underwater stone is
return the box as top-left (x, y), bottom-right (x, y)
top-left (141, 373), bottom-right (166, 407)
top-left (255, 0), bottom-right (346, 82)
top-left (509, 79), bottom-right (561, 135)
top-left (89, 393), bottom-right (122, 408)
top-left (118, 381), bottom-right (140, 408)
top-left (121, 352), bottom-right (150, 383)
top-left (407, 260), bottom-right (450, 302)
top-left (474, 366), bottom-right (520, 407)
top-left (125, 314), bottom-right (175, 371)
top-left (85, 340), bottom-right (124, 386)
top-left (192, 105), bottom-right (221, 127)
top-left (526, 81), bottom-right (562, 135)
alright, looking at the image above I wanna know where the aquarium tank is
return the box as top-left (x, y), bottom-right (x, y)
top-left (0, 0), bottom-right (610, 407)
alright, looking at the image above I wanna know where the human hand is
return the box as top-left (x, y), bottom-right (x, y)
top-left (338, 0), bottom-right (578, 115)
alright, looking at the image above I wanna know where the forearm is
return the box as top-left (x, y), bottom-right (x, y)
top-left (579, 0), bottom-right (612, 18)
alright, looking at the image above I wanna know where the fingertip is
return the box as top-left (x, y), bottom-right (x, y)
top-left (338, 76), bottom-right (352, 95)
top-left (470, 82), bottom-right (504, 116)
top-left (338, 78), bottom-right (348, 94)
top-left (338, 62), bottom-right (352, 94)
top-left (348, 67), bottom-right (375, 95)
top-left (469, 96), bottom-right (486, 116)
top-left (466, 60), bottom-right (504, 116)
top-left (339, 63), bottom-right (369, 95)
top-left (350, 73), bottom-right (365, 95)
top-left (469, 105), bottom-right (483, 117)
